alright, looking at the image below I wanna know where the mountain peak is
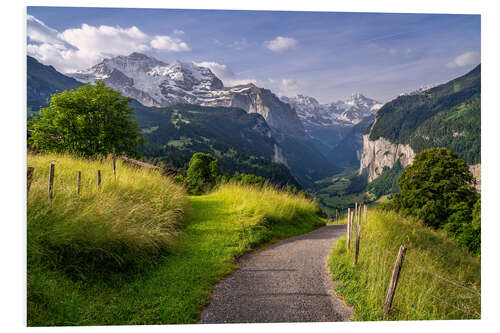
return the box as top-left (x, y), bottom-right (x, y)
top-left (127, 52), bottom-right (153, 61)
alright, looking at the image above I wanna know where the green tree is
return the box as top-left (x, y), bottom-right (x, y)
top-left (28, 80), bottom-right (145, 157)
top-left (185, 153), bottom-right (222, 194)
top-left (393, 147), bottom-right (480, 254)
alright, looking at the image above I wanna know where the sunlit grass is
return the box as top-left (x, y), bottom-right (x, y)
top-left (27, 155), bottom-right (326, 326)
top-left (328, 208), bottom-right (480, 321)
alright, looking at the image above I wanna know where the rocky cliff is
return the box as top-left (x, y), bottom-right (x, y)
top-left (359, 134), bottom-right (415, 182)
top-left (360, 134), bottom-right (481, 190)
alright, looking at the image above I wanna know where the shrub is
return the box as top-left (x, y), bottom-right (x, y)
top-left (185, 153), bottom-right (222, 194)
top-left (228, 172), bottom-right (267, 186)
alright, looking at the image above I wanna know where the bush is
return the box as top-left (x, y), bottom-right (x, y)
top-left (228, 172), bottom-right (267, 186)
top-left (185, 153), bottom-right (222, 194)
top-left (393, 148), bottom-right (479, 254)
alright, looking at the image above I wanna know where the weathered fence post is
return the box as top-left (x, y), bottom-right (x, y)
top-left (364, 204), bottom-right (368, 224)
top-left (112, 156), bottom-right (116, 180)
top-left (383, 245), bottom-right (407, 319)
top-left (27, 167), bottom-right (34, 193)
top-left (77, 171), bottom-right (81, 195)
top-left (48, 163), bottom-right (55, 205)
top-left (97, 170), bottom-right (102, 191)
top-left (346, 207), bottom-right (351, 251)
top-left (354, 220), bottom-right (361, 265)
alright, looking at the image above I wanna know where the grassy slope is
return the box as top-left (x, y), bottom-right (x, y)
top-left (328, 208), bottom-right (480, 321)
top-left (28, 155), bottom-right (325, 326)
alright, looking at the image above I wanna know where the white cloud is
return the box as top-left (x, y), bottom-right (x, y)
top-left (150, 35), bottom-right (191, 51)
top-left (173, 29), bottom-right (185, 35)
top-left (26, 15), bottom-right (190, 73)
top-left (266, 78), bottom-right (300, 96)
top-left (59, 24), bottom-right (150, 56)
top-left (447, 51), bottom-right (480, 68)
top-left (195, 61), bottom-right (256, 87)
top-left (264, 36), bottom-right (298, 52)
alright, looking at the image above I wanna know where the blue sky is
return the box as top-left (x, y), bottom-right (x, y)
top-left (27, 7), bottom-right (480, 103)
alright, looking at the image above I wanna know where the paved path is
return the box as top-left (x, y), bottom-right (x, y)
top-left (199, 224), bottom-right (352, 323)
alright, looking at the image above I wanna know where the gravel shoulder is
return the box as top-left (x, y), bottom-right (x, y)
top-left (199, 224), bottom-right (352, 323)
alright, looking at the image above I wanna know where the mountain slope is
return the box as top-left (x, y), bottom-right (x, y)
top-left (132, 102), bottom-right (301, 187)
top-left (68, 52), bottom-right (335, 185)
top-left (69, 53), bottom-right (306, 138)
top-left (27, 56), bottom-right (82, 115)
top-left (281, 93), bottom-right (382, 154)
top-left (361, 65), bottom-right (481, 182)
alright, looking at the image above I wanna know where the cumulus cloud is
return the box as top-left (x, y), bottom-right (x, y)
top-left (447, 51), bottom-right (480, 68)
top-left (266, 78), bottom-right (300, 96)
top-left (264, 36), bottom-right (298, 52)
top-left (173, 29), bottom-right (185, 35)
top-left (26, 15), bottom-right (190, 73)
top-left (195, 61), bottom-right (256, 87)
top-left (151, 35), bottom-right (190, 51)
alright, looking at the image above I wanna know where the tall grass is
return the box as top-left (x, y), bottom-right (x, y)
top-left (27, 152), bottom-right (188, 277)
top-left (27, 176), bottom-right (325, 326)
top-left (329, 208), bottom-right (480, 321)
top-left (212, 182), bottom-right (325, 249)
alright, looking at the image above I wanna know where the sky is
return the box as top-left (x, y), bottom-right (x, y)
top-left (26, 7), bottom-right (481, 103)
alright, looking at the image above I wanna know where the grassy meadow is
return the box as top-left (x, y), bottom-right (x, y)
top-left (27, 153), bottom-right (325, 325)
top-left (328, 208), bottom-right (480, 321)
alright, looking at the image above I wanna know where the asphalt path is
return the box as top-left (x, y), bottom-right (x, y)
top-left (199, 224), bottom-right (352, 323)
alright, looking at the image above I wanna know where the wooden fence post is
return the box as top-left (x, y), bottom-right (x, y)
top-left (346, 207), bottom-right (351, 251)
top-left (77, 171), bottom-right (81, 195)
top-left (112, 157), bottom-right (116, 180)
top-left (97, 170), bottom-right (102, 191)
top-left (383, 245), bottom-right (407, 319)
top-left (364, 204), bottom-right (367, 224)
top-left (354, 220), bottom-right (361, 265)
top-left (27, 167), bottom-right (34, 193)
top-left (48, 163), bottom-right (54, 205)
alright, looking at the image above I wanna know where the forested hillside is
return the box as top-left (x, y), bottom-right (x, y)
top-left (133, 102), bottom-right (300, 188)
top-left (369, 65), bottom-right (480, 164)
top-left (27, 56), bottom-right (82, 116)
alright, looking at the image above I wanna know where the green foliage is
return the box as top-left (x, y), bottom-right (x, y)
top-left (185, 153), bottom-right (222, 194)
top-left (393, 148), bottom-right (480, 254)
top-left (367, 160), bottom-right (403, 198)
top-left (227, 172), bottom-right (267, 186)
top-left (369, 65), bottom-right (480, 164)
top-left (28, 81), bottom-right (146, 157)
top-left (328, 208), bottom-right (480, 320)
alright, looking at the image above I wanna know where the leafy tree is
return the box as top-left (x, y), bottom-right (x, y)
top-left (185, 153), bottom-right (222, 194)
top-left (28, 80), bottom-right (145, 157)
top-left (393, 147), bottom-right (480, 254)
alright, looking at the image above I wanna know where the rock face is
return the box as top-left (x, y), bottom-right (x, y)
top-left (359, 134), bottom-right (416, 182)
top-left (360, 135), bottom-right (482, 190)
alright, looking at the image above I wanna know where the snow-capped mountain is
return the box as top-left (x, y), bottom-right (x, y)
top-left (279, 93), bottom-right (382, 159)
top-left (398, 84), bottom-right (438, 97)
top-left (70, 52), bottom-right (224, 107)
top-left (281, 92), bottom-right (382, 129)
top-left (69, 52), bottom-right (305, 138)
